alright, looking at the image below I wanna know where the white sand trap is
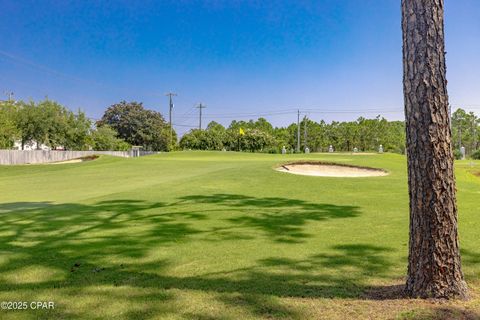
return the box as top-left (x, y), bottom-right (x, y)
top-left (276, 162), bottom-right (388, 177)
top-left (46, 156), bottom-right (98, 165)
top-left (49, 159), bottom-right (84, 164)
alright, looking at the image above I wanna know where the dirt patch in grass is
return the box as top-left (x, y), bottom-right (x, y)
top-left (276, 161), bottom-right (388, 177)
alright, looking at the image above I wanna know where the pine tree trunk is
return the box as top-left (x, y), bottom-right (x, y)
top-left (402, 0), bottom-right (468, 299)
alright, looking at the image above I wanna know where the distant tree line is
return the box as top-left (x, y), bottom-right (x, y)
top-left (1, 99), bottom-right (479, 157)
top-left (179, 109), bottom-right (480, 158)
top-left (0, 100), bottom-right (173, 151)
top-left (180, 116), bottom-right (407, 154)
top-left (451, 108), bottom-right (480, 159)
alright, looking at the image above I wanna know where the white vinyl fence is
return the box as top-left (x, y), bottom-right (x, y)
top-left (0, 150), bottom-right (157, 165)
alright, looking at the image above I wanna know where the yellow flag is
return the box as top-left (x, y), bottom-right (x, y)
top-left (239, 128), bottom-right (245, 135)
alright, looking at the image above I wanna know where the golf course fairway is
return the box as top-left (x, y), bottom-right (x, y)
top-left (1, 151), bottom-right (479, 319)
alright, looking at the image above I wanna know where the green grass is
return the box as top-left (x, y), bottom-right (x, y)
top-left (0, 151), bottom-right (479, 319)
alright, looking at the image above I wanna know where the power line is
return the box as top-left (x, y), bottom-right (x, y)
top-left (197, 108), bottom-right (296, 117)
top-left (0, 49), bottom-right (106, 87)
top-left (305, 109), bottom-right (402, 114)
top-left (172, 123), bottom-right (198, 128)
top-left (173, 107), bottom-right (409, 119)
top-left (1, 49), bottom-right (477, 113)
top-left (0, 49), bottom-right (167, 98)
top-left (174, 105), bottom-right (198, 125)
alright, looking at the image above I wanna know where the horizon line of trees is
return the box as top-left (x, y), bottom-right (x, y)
top-left (1, 99), bottom-right (479, 158)
top-left (179, 108), bottom-right (480, 159)
top-left (179, 109), bottom-right (480, 159)
top-left (180, 117), bottom-right (407, 154)
top-left (0, 99), bottom-right (173, 152)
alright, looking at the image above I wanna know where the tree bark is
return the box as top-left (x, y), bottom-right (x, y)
top-left (402, 0), bottom-right (468, 299)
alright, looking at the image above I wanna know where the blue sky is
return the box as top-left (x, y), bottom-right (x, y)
top-left (0, 0), bottom-right (479, 133)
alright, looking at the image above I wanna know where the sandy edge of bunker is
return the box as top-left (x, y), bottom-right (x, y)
top-left (44, 155), bottom-right (99, 165)
top-left (275, 161), bottom-right (389, 177)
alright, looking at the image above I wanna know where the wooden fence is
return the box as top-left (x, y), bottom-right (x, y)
top-left (0, 150), bottom-right (157, 165)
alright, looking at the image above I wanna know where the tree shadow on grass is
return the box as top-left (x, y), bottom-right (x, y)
top-left (0, 196), bottom-right (386, 319)
top-left (0, 200), bottom-right (203, 274)
top-left (179, 194), bottom-right (361, 243)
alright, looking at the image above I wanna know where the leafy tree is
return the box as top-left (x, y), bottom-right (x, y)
top-left (98, 101), bottom-right (173, 151)
top-left (272, 127), bottom-right (293, 152)
top-left (307, 120), bottom-right (328, 152)
top-left (336, 121), bottom-right (358, 151)
top-left (241, 129), bottom-right (275, 152)
top-left (14, 99), bottom-right (90, 150)
top-left (37, 99), bottom-right (70, 149)
top-left (384, 121), bottom-right (406, 154)
top-left (91, 125), bottom-right (130, 151)
top-left (179, 129), bottom-right (206, 150)
top-left (206, 121), bottom-right (225, 132)
top-left (0, 101), bottom-right (19, 149)
top-left (253, 117), bottom-right (274, 133)
top-left (452, 108), bottom-right (479, 156)
top-left (180, 122), bottom-right (226, 150)
top-left (203, 122), bottom-right (226, 150)
top-left (64, 110), bottom-right (92, 150)
top-left (16, 101), bottom-right (45, 149)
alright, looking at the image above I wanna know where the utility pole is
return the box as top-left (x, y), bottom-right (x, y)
top-left (165, 92), bottom-right (177, 148)
top-left (304, 115), bottom-right (308, 151)
top-left (4, 91), bottom-right (13, 102)
top-left (197, 103), bottom-right (206, 130)
top-left (296, 109), bottom-right (300, 153)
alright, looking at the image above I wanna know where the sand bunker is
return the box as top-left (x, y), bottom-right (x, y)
top-left (276, 162), bottom-right (388, 177)
top-left (49, 159), bottom-right (84, 164)
top-left (46, 155), bottom-right (98, 165)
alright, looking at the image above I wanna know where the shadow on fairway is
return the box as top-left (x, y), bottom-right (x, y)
top-left (179, 193), bottom-right (361, 243)
top-left (0, 197), bottom-right (417, 319)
